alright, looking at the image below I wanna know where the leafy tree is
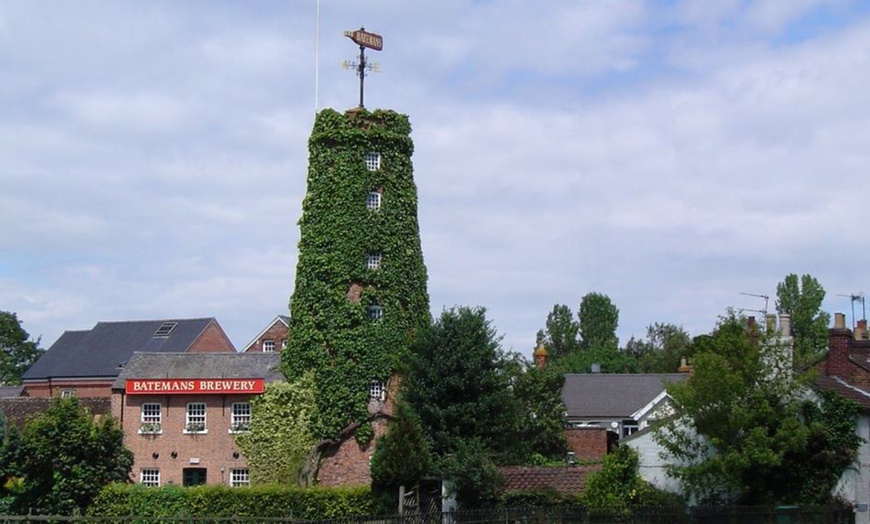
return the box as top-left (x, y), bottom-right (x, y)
top-left (405, 307), bottom-right (525, 464)
top-left (776, 273), bottom-right (831, 364)
top-left (510, 362), bottom-right (568, 460)
top-left (536, 304), bottom-right (580, 360)
top-left (0, 311), bottom-right (43, 385)
top-left (624, 323), bottom-right (692, 373)
top-left (584, 445), bottom-right (682, 508)
top-left (234, 377), bottom-right (317, 485)
top-left (370, 399), bottom-right (432, 512)
top-left (6, 398), bottom-right (132, 515)
top-left (578, 292), bottom-right (619, 351)
top-left (439, 439), bottom-right (503, 510)
top-left (655, 311), bottom-right (860, 505)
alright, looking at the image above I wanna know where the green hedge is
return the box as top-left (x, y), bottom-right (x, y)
top-left (88, 483), bottom-right (376, 519)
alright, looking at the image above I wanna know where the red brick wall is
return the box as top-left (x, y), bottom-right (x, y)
top-left (23, 380), bottom-right (113, 398)
top-left (114, 392), bottom-right (255, 486)
top-left (189, 321), bottom-right (237, 353)
top-left (245, 322), bottom-right (289, 353)
top-left (565, 427), bottom-right (608, 462)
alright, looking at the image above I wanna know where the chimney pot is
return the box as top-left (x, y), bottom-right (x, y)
top-left (835, 313), bottom-right (846, 330)
top-left (779, 314), bottom-right (791, 337)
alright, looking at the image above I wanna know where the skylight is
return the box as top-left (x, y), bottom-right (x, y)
top-left (154, 322), bottom-right (178, 337)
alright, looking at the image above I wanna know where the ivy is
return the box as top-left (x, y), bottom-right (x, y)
top-left (283, 108), bottom-right (430, 445)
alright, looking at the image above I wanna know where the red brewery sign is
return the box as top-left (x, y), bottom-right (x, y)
top-left (126, 378), bottom-right (265, 395)
top-left (344, 29), bottom-right (383, 51)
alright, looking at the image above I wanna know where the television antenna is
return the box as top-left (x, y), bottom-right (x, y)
top-left (836, 292), bottom-right (865, 329)
top-left (739, 292), bottom-right (769, 317)
top-left (342, 27), bottom-right (383, 108)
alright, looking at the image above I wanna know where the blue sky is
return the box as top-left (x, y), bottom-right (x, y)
top-left (3, 1), bottom-right (870, 355)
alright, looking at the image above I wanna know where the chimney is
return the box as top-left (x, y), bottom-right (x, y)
top-left (678, 357), bottom-right (693, 374)
top-left (590, 363), bottom-right (601, 373)
top-left (856, 319), bottom-right (868, 341)
top-left (826, 313), bottom-right (852, 377)
top-left (779, 314), bottom-right (791, 337)
top-left (533, 342), bottom-right (549, 369)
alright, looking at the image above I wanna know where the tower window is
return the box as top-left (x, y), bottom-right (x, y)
top-left (369, 380), bottom-right (385, 401)
top-left (366, 191), bottom-right (381, 210)
top-left (367, 306), bottom-right (383, 321)
top-left (365, 152), bottom-right (381, 171)
top-left (367, 253), bottom-right (382, 270)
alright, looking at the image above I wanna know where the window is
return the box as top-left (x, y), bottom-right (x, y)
top-left (60, 389), bottom-right (75, 398)
top-left (183, 468), bottom-right (207, 486)
top-left (367, 306), bottom-right (383, 321)
top-left (231, 403), bottom-right (251, 432)
top-left (230, 468), bottom-right (250, 487)
top-left (185, 403), bottom-right (207, 433)
top-left (366, 253), bottom-right (382, 270)
top-left (369, 380), bottom-right (385, 401)
top-left (154, 321), bottom-right (177, 337)
top-left (622, 420), bottom-right (639, 437)
top-left (366, 191), bottom-right (381, 210)
top-left (140, 469), bottom-right (160, 487)
top-left (365, 152), bottom-right (381, 171)
top-left (262, 339), bottom-right (275, 352)
top-left (140, 403), bottom-right (162, 434)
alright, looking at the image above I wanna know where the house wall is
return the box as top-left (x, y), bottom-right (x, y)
top-left (244, 322), bottom-right (288, 353)
top-left (564, 427), bottom-right (607, 462)
top-left (23, 379), bottom-right (113, 398)
top-left (833, 414), bottom-right (870, 524)
top-left (624, 429), bottom-right (685, 496)
top-left (317, 415), bottom-right (390, 486)
top-left (114, 391), bottom-right (257, 487)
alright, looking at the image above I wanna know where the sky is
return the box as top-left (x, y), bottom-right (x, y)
top-left (3, 0), bottom-right (870, 356)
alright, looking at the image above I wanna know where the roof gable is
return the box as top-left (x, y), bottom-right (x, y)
top-left (241, 315), bottom-right (290, 352)
top-left (562, 373), bottom-right (687, 419)
top-left (22, 318), bottom-right (220, 381)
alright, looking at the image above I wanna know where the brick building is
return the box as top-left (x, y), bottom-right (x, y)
top-left (111, 352), bottom-right (283, 487)
top-left (242, 315), bottom-right (288, 353)
top-left (22, 318), bottom-right (236, 398)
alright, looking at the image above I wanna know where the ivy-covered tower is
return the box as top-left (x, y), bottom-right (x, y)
top-left (283, 108), bottom-right (430, 447)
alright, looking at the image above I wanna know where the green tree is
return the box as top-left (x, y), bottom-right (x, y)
top-left (234, 377), bottom-right (317, 485)
top-left (578, 292), bottom-right (619, 351)
top-left (624, 323), bottom-right (692, 373)
top-left (370, 399), bottom-right (432, 512)
top-left (584, 445), bottom-right (681, 508)
top-left (776, 273), bottom-right (830, 364)
top-left (536, 304), bottom-right (580, 360)
top-left (511, 362), bottom-right (568, 461)
top-left (655, 311), bottom-right (860, 505)
top-left (0, 311), bottom-right (43, 385)
top-left (7, 398), bottom-right (132, 515)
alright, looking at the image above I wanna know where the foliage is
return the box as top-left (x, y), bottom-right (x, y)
top-left (536, 304), bottom-right (581, 360)
top-left (624, 323), bottom-right (693, 373)
top-left (0, 310), bottom-right (43, 385)
top-left (655, 311), bottom-right (860, 505)
top-left (89, 483), bottom-right (376, 519)
top-left (234, 377), bottom-right (317, 485)
top-left (370, 398), bottom-right (432, 512)
top-left (283, 108), bottom-right (430, 444)
top-left (578, 292), bottom-right (619, 351)
top-left (585, 446), bottom-right (683, 508)
top-left (510, 362), bottom-right (568, 459)
top-left (776, 273), bottom-right (831, 364)
top-left (2, 398), bottom-right (132, 515)
top-left (439, 439), bottom-right (504, 509)
top-left (405, 306), bottom-right (525, 464)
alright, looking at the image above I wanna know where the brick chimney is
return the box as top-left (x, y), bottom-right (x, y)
top-left (826, 312), bottom-right (852, 378)
top-left (856, 319), bottom-right (868, 341)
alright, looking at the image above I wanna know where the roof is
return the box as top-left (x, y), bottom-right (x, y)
top-left (0, 385), bottom-right (25, 398)
top-left (500, 465), bottom-right (600, 495)
top-left (816, 375), bottom-right (870, 410)
top-left (112, 352), bottom-right (284, 389)
top-left (562, 373), bottom-right (688, 419)
top-left (22, 318), bottom-right (222, 381)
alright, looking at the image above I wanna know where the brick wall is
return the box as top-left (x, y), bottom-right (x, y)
top-left (115, 392), bottom-right (254, 486)
top-left (245, 322), bottom-right (289, 353)
top-left (23, 380), bottom-right (113, 398)
top-left (565, 427), bottom-right (608, 462)
top-left (189, 321), bottom-right (237, 353)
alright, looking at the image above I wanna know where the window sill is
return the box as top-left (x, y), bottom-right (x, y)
top-left (228, 429), bottom-right (250, 434)
top-left (138, 430), bottom-right (163, 435)
top-left (183, 429), bottom-right (208, 435)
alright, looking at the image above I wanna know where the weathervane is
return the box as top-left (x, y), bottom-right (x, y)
top-left (342, 27), bottom-right (383, 108)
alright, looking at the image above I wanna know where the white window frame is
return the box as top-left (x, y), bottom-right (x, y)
top-left (60, 389), bottom-right (75, 398)
top-left (365, 152), bottom-right (381, 171)
top-left (139, 403), bottom-right (162, 434)
top-left (367, 305), bottom-right (383, 321)
top-left (140, 469), bottom-right (160, 487)
top-left (185, 402), bottom-right (207, 434)
top-left (366, 191), bottom-right (382, 210)
top-left (230, 402), bottom-right (251, 433)
top-left (230, 468), bottom-right (250, 487)
top-left (369, 380), bottom-right (385, 401)
top-left (262, 339), bottom-right (275, 353)
top-left (366, 253), bottom-right (382, 270)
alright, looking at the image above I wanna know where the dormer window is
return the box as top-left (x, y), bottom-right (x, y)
top-left (367, 253), bottom-right (382, 270)
top-left (366, 191), bottom-right (381, 210)
top-left (365, 152), bottom-right (381, 171)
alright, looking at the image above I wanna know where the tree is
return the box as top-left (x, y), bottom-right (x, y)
top-left (5, 398), bottom-right (133, 515)
top-left (655, 311), bottom-right (860, 505)
top-left (624, 323), bottom-right (692, 373)
top-left (510, 362), bottom-right (568, 461)
top-left (578, 292), bottom-right (619, 351)
top-left (0, 311), bottom-right (43, 385)
top-left (536, 304), bottom-right (580, 360)
top-left (234, 377), bottom-right (317, 485)
top-left (776, 273), bottom-right (831, 364)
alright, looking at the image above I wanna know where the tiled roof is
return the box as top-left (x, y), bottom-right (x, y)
top-left (500, 465), bottom-right (600, 495)
top-left (22, 318), bottom-right (222, 381)
top-left (816, 375), bottom-right (870, 409)
top-left (562, 373), bottom-right (687, 419)
top-left (111, 352), bottom-right (283, 389)
top-left (0, 386), bottom-right (25, 398)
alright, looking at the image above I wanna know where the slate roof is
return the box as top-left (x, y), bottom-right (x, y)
top-left (0, 386), bottom-right (25, 398)
top-left (562, 373), bottom-right (688, 419)
top-left (112, 352), bottom-right (283, 389)
top-left (500, 465), bottom-right (600, 495)
top-left (22, 318), bottom-right (222, 381)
